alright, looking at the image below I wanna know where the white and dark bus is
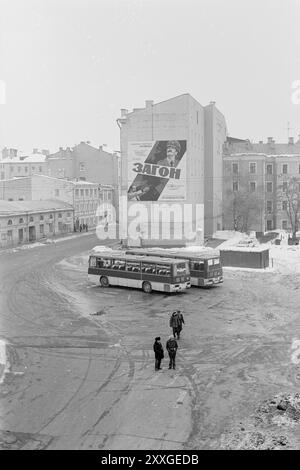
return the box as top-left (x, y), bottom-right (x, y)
top-left (88, 251), bottom-right (191, 293)
top-left (126, 248), bottom-right (223, 287)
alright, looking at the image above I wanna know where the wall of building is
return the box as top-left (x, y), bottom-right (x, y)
top-left (0, 208), bottom-right (73, 247)
top-left (0, 177), bottom-right (32, 201)
top-left (119, 94), bottom-right (205, 246)
top-left (204, 103), bottom-right (227, 236)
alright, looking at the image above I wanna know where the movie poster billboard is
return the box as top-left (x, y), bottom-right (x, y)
top-left (127, 140), bottom-right (187, 201)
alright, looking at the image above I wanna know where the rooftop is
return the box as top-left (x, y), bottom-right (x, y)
top-left (0, 199), bottom-right (73, 215)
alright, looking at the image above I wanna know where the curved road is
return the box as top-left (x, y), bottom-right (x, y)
top-left (0, 235), bottom-right (191, 450)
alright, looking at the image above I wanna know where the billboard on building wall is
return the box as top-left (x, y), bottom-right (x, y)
top-left (127, 140), bottom-right (187, 201)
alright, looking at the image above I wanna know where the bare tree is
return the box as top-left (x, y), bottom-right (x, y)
top-left (223, 181), bottom-right (264, 233)
top-left (278, 177), bottom-right (300, 238)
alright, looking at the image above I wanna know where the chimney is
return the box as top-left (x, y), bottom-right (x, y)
top-left (121, 108), bottom-right (128, 117)
top-left (267, 137), bottom-right (273, 144)
top-left (145, 100), bottom-right (154, 109)
top-left (99, 145), bottom-right (103, 151)
top-left (288, 136), bottom-right (294, 145)
top-left (209, 101), bottom-right (216, 106)
top-left (42, 149), bottom-right (49, 156)
top-left (33, 148), bottom-right (38, 154)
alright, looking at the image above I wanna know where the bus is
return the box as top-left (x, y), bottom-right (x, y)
top-left (125, 248), bottom-right (223, 287)
top-left (88, 250), bottom-right (191, 293)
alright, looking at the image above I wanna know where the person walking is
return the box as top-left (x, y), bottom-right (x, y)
top-left (166, 335), bottom-right (178, 370)
top-left (153, 337), bottom-right (164, 371)
top-left (169, 310), bottom-right (185, 339)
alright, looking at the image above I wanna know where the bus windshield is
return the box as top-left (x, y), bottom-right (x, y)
top-left (174, 262), bottom-right (189, 276)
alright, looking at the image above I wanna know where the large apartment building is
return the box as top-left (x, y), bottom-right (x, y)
top-left (223, 137), bottom-right (300, 233)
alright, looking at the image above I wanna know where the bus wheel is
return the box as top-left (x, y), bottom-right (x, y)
top-left (100, 276), bottom-right (109, 287)
top-left (142, 281), bottom-right (152, 293)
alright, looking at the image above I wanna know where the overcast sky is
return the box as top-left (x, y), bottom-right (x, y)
top-left (0, 0), bottom-right (299, 153)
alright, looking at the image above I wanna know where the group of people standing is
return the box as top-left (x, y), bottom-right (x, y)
top-left (153, 310), bottom-right (185, 371)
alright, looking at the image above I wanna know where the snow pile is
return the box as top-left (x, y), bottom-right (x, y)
top-left (269, 245), bottom-right (300, 274)
top-left (213, 230), bottom-right (250, 241)
top-left (91, 245), bottom-right (114, 253)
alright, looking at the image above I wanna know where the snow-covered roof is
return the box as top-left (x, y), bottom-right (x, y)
top-left (0, 199), bottom-right (73, 215)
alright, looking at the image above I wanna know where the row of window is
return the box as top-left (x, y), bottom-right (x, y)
top-left (232, 181), bottom-right (300, 192)
top-left (91, 258), bottom-right (172, 276)
top-left (75, 201), bottom-right (99, 212)
top-left (232, 162), bottom-right (300, 175)
top-left (266, 201), bottom-right (290, 213)
top-left (5, 212), bottom-right (71, 225)
top-left (9, 165), bottom-right (43, 173)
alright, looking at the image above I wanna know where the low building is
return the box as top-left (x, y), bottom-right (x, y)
top-left (0, 199), bottom-right (74, 247)
top-left (0, 154), bottom-right (47, 180)
top-left (0, 175), bottom-right (114, 230)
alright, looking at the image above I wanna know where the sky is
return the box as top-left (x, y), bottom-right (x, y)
top-left (0, 0), bottom-right (299, 154)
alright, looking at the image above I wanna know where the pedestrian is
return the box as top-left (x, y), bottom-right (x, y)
top-left (169, 310), bottom-right (185, 339)
top-left (166, 335), bottom-right (178, 370)
top-left (86, 223), bottom-right (88, 232)
top-left (153, 336), bottom-right (164, 371)
top-left (79, 224), bottom-right (82, 232)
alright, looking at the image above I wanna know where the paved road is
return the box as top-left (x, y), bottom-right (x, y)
top-left (1, 236), bottom-right (300, 449)
top-left (0, 235), bottom-right (191, 450)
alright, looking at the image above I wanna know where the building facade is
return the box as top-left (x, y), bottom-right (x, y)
top-left (0, 199), bottom-right (74, 247)
top-left (223, 140), bottom-right (300, 233)
top-left (118, 94), bottom-right (227, 246)
top-left (0, 174), bottom-right (114, 230)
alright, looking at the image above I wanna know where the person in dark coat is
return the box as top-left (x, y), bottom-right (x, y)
top-left (166, 335), bottom-right (178, 370)
top-left (153, 337), bottom-right (164, 371)
top-left (169, 310), bottom-right (185, 339)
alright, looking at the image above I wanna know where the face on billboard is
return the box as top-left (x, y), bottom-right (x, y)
top-left (128, 140), bottom-right (187, 201)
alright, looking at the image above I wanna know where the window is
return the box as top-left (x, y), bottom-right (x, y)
top-left (249, 162), bottom-right (256, 174)
top-left (249, 181), bottom-right (256, 192)
top-left (29, 216), bottom-right (34, 222)
top-left (32, 166), bottom-right (35, 171)
top-left (40, 224), bottom-right (44, 234)
top-left (90, 189), bottom-right (93, 197)
top-left (19, 218), bottom-right (24, 224)
top-left (233, 181), bottom-right (238, 191)
top-left (80, 189), bottom-right (84, 197)
top-left (49, 214), bottom-right (53, 219)
top-left (232, 163), bottom-right (238, 174)
top-left (282, 164), bottom-right (288, 174)
top-left (75, 189), bottom-right (79, 197)
top-left (58, 213), bottom-right (62, 218)
top-left (18, 198), bottom-right (23, 201)
top-left (94, 189), bottom-right (97, 196)
top-left (7, 219), bottom-right (12, 225)
top-left (282, 182), bottom-right (287, 192)
top-left (126, 261), bottom-right (141, 273)
top-left (111, 259), bottom-right (126, 270)
top-left (156, 264), bottom-right (171, 276)
top-left (25, 167), bottom-right (28, 173)
top-left (266, 164), bottom-right (273, 175)
top-left (85, 189), bottom-right (89, 196)
top-left (282, 220), bottom-right (288, 230)
top-left (266, 220), bottom-right (273, 230)
top-left (282, 201), bottom-right (287, 211)
top-left (49, 223), bottom-right (53, 232)
top-left (80, 163), bottom-right (85, 172)
top-left (141, 262), bottom-right (157, 274)
top-left (40, 215), bottom-right (44, 221)
top-left (190, 261), bottom-right (204, 271)
top-left (266, 182), bottom-right (273, 192)
top-left (96, 257), bottom-right (111, 268)
top-left (108, 192), bottom-right (112, 200)
top-left (39, 166), bottom-right (42, 173)
top-left (67, 212), bottom-right (71, 217)
top-left (266, 201), bottom-right (273, 213)
top-left (55, 189), bottom-right (60, 197)
top-left (18, 167), bottom-right (21, 173)
top-left (174, 262), bottom-right (188, 275)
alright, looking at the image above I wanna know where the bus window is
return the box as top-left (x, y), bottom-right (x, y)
top-left (213, 258), bottom-right (220, 266)
top-left (191, 261), bottom-right (204, 271)
top-left (174, 262), bottom-right (188, 275)
top-left (89, 256), bottom-right (96, 267)
top-left (126, 261), bottom-right (141, 272)
top-left (141, 262), bottom-right (156, 274)
top-left (208, 259), bottom-right (214, 267)
top-left (156, 264), bottom-right (171, 276)
top-left (112, 259), bottom-right (126, 270)
top-left (96, 258), bottom-right (111, 268)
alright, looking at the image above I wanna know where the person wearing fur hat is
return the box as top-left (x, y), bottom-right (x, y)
top-left (166, 335), bottom-right (178, 370)
top-left (156, 140), bottom-right (181, 167)
top-left (153, 337), bottom-right (164, 371)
